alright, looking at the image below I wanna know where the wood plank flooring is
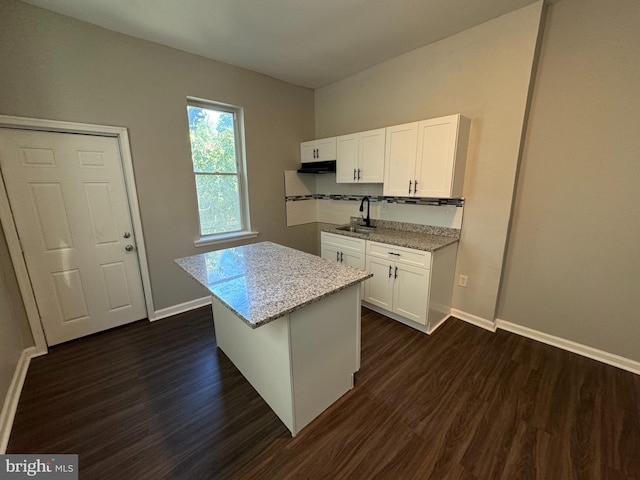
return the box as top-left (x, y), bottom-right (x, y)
top-left (8, 307), bottom-right (640, 479)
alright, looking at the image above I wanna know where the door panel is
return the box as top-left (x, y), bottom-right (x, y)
top-left (358, 128), bottom-right (385, 183)
top-left (383, 123), bottom-right (418, 196)
top-left (21, 146), bottom-right (56, 166)
top-left (364, 257), bottom-right (393, 310)
top-left (341, 250), bottom-right (365, 271)
top-left (415, 118), bottom-right (456, 198)
top-left (0, 128), bottom-right (146, 345)
top-left (100, 262), bottom-right (133, 311)
top-left (85, 183), bottom-right (119, 245)
top-left (51, 268), bottom-right (90, 322)
top-left (393, 264), bottom-right (429, 325)
top-left (336, 134), bottom-right (358, 183)
top-left (29, 182), bottom-right (75, 251)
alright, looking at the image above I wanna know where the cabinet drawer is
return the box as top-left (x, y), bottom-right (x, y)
top-left (321, 232), bottom-right (365, 253)
top-left (366, 241), bottom-right (431, 268)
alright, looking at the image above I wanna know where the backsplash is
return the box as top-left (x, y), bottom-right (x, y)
top-left (284, 171), bottom-right (464, 229)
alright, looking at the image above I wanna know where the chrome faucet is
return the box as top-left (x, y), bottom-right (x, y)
top-left (359, 196), bottom-right (371, 227)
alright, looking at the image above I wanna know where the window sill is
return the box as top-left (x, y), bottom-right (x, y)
top-left (194, 231), bottom-right (259, 248)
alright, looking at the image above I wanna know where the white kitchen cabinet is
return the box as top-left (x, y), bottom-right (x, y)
top-left (320, 232), bottom-right (365, 270)
top-left (363, 256), bottom-right (394, 310)
top-left (383, 114), bottom-right (470, 198)
top-left (336, 128), bottom-right (386, 183)
top-left (383, 122), bottom-right (418, 196)
top-left (322, 231), bottom-right (459, 334)
top-left (321, 232), bottom-right (366, 297)
top-left (300, 137), bottom-right (337, 163)
top-left (364, 241), bottom-right (431, 325)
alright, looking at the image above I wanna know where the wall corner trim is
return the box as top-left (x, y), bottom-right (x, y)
top-left (495, 318), bottom-right (640, 376)
top-left (0, 346), bottom-right (38, 453)
top-left (151, 296), bottom-right (212, 322)
top-left (450, 309), bottom-right (497, 332)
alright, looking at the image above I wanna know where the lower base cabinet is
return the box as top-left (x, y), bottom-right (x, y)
top-left (364, 241), bottom-right (431, 325)
top-left (365, 256), bottom-right (431, 324)
top-left (321, 232), bottom-right (366, 296)
top-left (320, 233), bottom-right (365, 269)
top-left (321, 233), bottom-right (458, 334)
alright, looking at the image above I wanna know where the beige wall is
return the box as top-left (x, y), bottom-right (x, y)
top-left (315, 2), bottom-right (544, 322)
top-left (0, 0), bottom-right (316, 312)
top-left (0, 228), bottom-right (32, 419)
top-left (498, 0), bottom-right (640, 361)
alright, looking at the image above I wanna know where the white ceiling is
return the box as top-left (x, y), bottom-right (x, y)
top-left (23, 0), bottom-right (540, 89)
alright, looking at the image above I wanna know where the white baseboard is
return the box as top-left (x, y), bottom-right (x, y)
top-left (450, 308), bottom-right (497, 332)
top-left (496, 318), bottom-right (640, 376)
top-left (1, 346), bottom-right (37, 453)
top-left (150, 296), bottom-right (212, 322)
top-left (427, 313), bottom-right (449, 335)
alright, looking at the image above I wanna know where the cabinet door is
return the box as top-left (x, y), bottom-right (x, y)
top-left (342, 249), bottom-right (365, 270)
top-left (364, 257), bottom-right (393, 310)
top-left (316, 137), bottom-right (337, 161)
top-left (321, 243), bottom-right (341, 263)
top-left (393, 264), bottom-right (430, 325)
top-left (300, 141), bottom-right (317, 163)
top-left (414, 114), bottom-right (470, 198)
top-left (383, 122), bottom-right (418, 196)
top-left (336, 134), bottom-right (359, 183)
top-left (358, 128), bottom-right (386, 183)
top-left (414, 116), bottom-right (457, 198)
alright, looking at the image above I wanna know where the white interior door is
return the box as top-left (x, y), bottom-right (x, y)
top-left (0, 128), bottom-right (147, 345)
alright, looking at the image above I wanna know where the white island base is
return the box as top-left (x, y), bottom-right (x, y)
top-left (212, 285), bottom-right (361, 436)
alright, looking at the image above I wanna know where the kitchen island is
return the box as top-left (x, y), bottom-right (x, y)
top-left (175, 241), bottom-right (371, 436)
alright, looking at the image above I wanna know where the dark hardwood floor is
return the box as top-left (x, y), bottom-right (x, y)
top-left (8, 307), bottom-right (640, 479)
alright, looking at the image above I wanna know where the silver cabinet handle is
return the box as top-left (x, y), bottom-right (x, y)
top-left (388, 252), bottom-right (400, 256)
top-left (125, 244), bottom-right (134, 252)
top-left (388, 265), bottom-right (392, 278)
top-left (354, 168), bottom-right (357, 181)
top-left (357, 168), bottom-right (361, 180)
top-left (336, 251), bottom-right (340, 262)
top-left (408, 180), bottom-right (413, 194)
top-left (340, 252), bottom-right (344, 262)
top-left (394, 266), bottom-right (398, 279)
top-left (414, 180), bottom-right (418, 193)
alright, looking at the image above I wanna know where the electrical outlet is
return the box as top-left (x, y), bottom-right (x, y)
top-left (458, 274), bottom-right (468, 288)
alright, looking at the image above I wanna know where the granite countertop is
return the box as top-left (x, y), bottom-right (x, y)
top-left (175, 241), bottom-right (371, 329)
top-left (322, 219), bottom-right (460, 252)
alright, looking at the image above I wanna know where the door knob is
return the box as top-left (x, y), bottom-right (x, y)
top-left (125, 245), bottom-right (134, 252)
top-left (123, 232), bottom-right (131, 238)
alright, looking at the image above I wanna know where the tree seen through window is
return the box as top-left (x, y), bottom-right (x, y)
top-left (187, 104), bottom-right (243, 235)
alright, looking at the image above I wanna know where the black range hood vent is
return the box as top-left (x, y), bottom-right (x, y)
top-left (297, 160), bottom-right (336, 174)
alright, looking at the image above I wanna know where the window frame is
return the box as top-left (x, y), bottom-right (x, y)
top-left (186, 97), bottom-right (257, 247)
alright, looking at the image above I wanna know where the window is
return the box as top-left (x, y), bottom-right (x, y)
top-left (186, 99), bottom-right (254, 245)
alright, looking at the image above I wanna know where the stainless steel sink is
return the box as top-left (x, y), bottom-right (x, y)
top-left (335, 225), bottom-right (376, 235)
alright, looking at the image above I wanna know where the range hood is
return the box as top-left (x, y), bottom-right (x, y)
top-left (297, 160), bottom-right (336, 174)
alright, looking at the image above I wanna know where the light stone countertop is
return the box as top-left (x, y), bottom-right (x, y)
top-left (175, 241), bottom-right (372, 329)
top-left (322, 219), bottom-right (460, 252)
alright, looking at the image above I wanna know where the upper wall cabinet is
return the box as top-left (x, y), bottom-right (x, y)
top-left (383, 114), bottom-right (471, 198)
top-left (336, 128), bottom-right (386, 183)
top-left (300, 137), bottom-right (337, 163)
